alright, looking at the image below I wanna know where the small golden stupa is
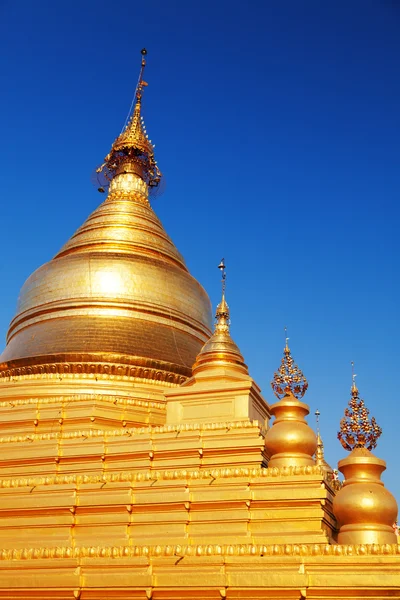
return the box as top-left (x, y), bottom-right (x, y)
top-left (0, 51), bottom-right (398, 599)
top-left (333, 369), bottom-right (398, 546)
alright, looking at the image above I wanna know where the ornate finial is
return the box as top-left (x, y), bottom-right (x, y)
top-left (314, 409), bottom-right (324, 464)
top-left (218, 259), bottom-right (226, 296)
top-left (284, 326), bottom-right (289, 352)
top-left (94, 49), bottom-right (162, 195)
top-left (315, 409), bottom-right (320, 434)
top-left (134, 48), bottom-right (148, 103)
top-left (215, 259), bottom-right (229, 332)
top-left (315, 431), bottom-right (325, 466)
top-left (337, 367), bottom-right (382, 452)
top-left (351, 361), bottom-right (358, 394)
top-left (270, 335), bottom-right (308, 400)
top-left (192, 258), bottom-right (248, 379)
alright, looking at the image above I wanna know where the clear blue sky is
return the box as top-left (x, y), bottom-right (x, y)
top-left (1, 1), bottom-right (399, 502)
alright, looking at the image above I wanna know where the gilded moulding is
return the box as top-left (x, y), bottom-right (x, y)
top-left (0, 419), bottom-right (267, 445)
top-left (0, 542), bottom-right (399, 561)
top-left (0, 394), bottom-right (165, 411)
top-left (0, 463), bottom-right (328, 489)
top-left (0, 354), bottom-right (190, 385)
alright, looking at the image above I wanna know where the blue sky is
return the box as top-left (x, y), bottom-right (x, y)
top-left (1, 1), bottom-right (399, 501)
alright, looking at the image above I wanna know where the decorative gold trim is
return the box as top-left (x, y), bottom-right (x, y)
top-left (105, 188), bottom-right (150, 205)
top-left (0, 419), bottom-right (265, 444)
top-left (0, 394), bottom-right (165, 410)
top-left (0, 464), bottom-right (326, 489)
top-left (0, 542), bottom-right (399, 561)
top-left (0, 355), bottom-right (189, 385)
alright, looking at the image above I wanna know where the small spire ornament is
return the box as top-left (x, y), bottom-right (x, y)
top-left (270, 328), bottom-right (308, 400)
top-left (314, 410), bottom-right (325, 465)
top-left (215, 258), bottom-right (229, 332)
top-left (337, 363), bottom-right (382, 452)
top-left (191, 258), bottom-right (248, 379)
top-left (218, 258), bottom-right (226, 296)
top-left (315, 409), bottom-right (321, 434)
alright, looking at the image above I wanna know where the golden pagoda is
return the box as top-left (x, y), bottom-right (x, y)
top-left (0, 50), bottom-right (398, 599)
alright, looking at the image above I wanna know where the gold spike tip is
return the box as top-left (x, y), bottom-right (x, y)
top-left (270, 344), bottom-right (308, 400)
top-left (284, 327), bottom-right (290, 353)
top-left (337, 383), bottom-right (382, 452)
top-left (351, 361), bottom-right (359, 396)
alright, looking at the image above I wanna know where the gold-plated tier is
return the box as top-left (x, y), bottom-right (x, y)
top-left (0, 176), bottom-right (212, 382)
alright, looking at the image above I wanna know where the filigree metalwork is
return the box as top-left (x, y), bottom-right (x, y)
top-left (270, 341), bottom-right (308, 400)
top-left (338, 383), bottom-right (382, 452)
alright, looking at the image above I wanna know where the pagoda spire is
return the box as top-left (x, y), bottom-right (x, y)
top-left (214, 258), bottom-right (230, 337)
top-left (166, 260), bottom-right (270, 427)
top-left (315, 431), bottom-right (325, 465)
top-left (191, 259), bottom-right (248, 379)
top-left (314, 409), bottom-right (324, 466)
top-left (94, 48), bottom-right (162, 197)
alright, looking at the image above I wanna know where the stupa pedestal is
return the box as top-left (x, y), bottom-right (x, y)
top-left (333, 447), bottom-right (398, 545)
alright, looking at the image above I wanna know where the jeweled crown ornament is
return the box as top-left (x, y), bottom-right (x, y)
top-left (337, 363), bottom-right (382, 452)
top-left (270, 329), bottom-right (308, 400)
top-left (265, 330), bottom-right (316, 467)
top-left (93, 48), bottom-right (162, 195)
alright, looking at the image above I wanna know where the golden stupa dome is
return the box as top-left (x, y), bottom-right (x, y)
top-left (0, 53), bottom-right (212, 385)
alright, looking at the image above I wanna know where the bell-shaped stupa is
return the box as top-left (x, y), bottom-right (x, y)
top-left (0, 50), bottom-right (212, 387)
